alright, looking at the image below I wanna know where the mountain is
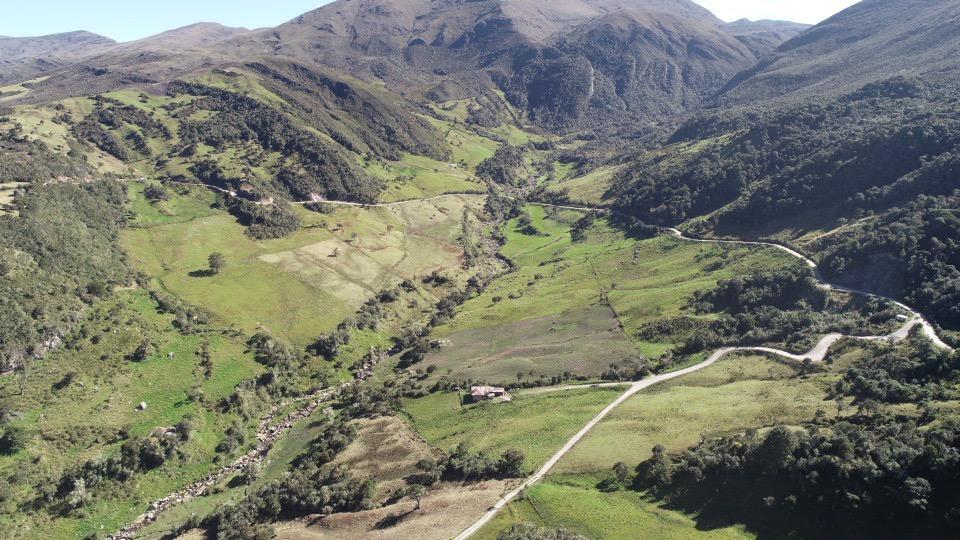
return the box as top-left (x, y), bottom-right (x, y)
top-left (720, 0), bottom-right (960, 104)
top-left (4, 0), bottom-right (803, 131)
top-left (4, 23), bottom-right (256, 100)
top-left (724, 18), bottom-right (810, 58)
top-left (608, 0), bottom-right (960, 330)
top-left (0, 31), bottom-right (115, 84)
top-left (248, 0), bottom-right (770, 129)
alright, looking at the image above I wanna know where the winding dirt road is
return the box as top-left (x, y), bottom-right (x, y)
top-left (453, 227), bottom-right (954, 540)
top-left (137, 182), bottom-right (954, 538)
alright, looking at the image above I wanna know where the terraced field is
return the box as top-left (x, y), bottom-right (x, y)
top-left (123, 185), bottom-right (482, 346)
top-left (424, 205), bottom-right (805, 383)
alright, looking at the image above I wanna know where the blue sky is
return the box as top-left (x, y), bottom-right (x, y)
top-left (1, 0), bottom-right (859, 42)
top-left (694, 0), bottom-right (860, 24)
top-left (0, 1), bottom-right (334, 42)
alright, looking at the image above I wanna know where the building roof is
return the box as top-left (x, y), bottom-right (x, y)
top-left (470, 385), bottom-right (506, 396)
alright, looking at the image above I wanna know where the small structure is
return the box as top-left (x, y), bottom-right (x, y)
top-left (896, 314), bottom-right (911, 321)
top-left (469, 385), bottom-right (508, 403)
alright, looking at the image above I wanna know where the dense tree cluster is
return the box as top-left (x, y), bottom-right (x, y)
top-left (818, 197), bottom-right (960, 330)
top-left (0, 182), bottom-right (130, 371)
top-left (202, 417), bottom-right (375, 539)
top-left (477, 144), bottom-right (527, 186)
top-left (690, 267), bottom-right (828, 313)
top-left (613, 78), bottom-right (960, 229)
top-left (633, 415), bottom-right (960, 539)
top-left (227, 197), bottom-right (301, 239)
top-left (838, 339), bottom-right (960, 403)
top-left (168, 81), bottom-right (383, 204)
top-left (411, 442), bottom-right (526, 484)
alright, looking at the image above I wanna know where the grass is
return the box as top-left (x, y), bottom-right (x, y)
top-left (546, 164), bottom-right (623, 205)
top-left (403, 388), bottom-right (623, 469)
top-left (366, 153), bottom-right (486, 203)
top-left (421, 115), bottom-right (500, 169)
top-left (424, 205), bottom-right (803, 382)
top-left (0, 289), bottom-right (265, 539)
top-left (123, 186), bottom-right (478, 347)
top-left (555, 354), bottom-right (836, 473)
top-left (127, 182), bottom-right (218, 226)
top-left (476, 473), bottom-right (752, 540)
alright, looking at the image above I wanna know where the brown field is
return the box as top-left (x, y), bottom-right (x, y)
top-left (425, 305), bottom-right (638, 383)
top-left (275, 416), bottom-right (512, 540)
top-left (334, 416), bottom-right (441, 501)
top-left (274, 480), bottom-right (507, 540)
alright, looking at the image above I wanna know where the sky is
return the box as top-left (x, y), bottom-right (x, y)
top-left (693, 0), bottom-right (860, 24)
top-left (0, 0), bottom-right (861, 42)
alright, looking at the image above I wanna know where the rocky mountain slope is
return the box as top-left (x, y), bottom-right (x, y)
top-left (3, 0), bottom-right (803, 131)
top-left (720, 0), bottom-right (960, 104)
top-left (0, 31), bottom-right (116, 84)
top-left (609, 0), bottom-right (960, 330)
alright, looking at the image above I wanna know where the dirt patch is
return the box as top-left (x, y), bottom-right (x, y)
top-left (334, 416), bottom-right (441, 500)
top-left (274, 480), bottom-right (508, 540)
top-left (425, 306), bottom-right (640, 383)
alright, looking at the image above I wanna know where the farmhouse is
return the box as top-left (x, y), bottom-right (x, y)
top-left (469, 385), bottom-right (508, 403)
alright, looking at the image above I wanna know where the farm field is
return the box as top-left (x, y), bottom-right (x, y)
top-left (546, 164), bottom-right (622, 205)
top-left (123, 185), bottom-right (482, 347)
top-left (475, 473), bottom-right (752, 540)
top-left (554, 354), bottom-right (837, 473)
top-left (403, 387), bottom-right (625, 469)
top-left (423, 205), bottom-right (805, 383)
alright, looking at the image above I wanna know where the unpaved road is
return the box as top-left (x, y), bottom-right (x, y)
top-left (137, 182), bottom-right (954, 538)
top-left (454, 228), bottom-right (954, 540)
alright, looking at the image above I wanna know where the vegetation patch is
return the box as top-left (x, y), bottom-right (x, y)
top-left (123, 188), bottom-right (480, 346)
top-left (476, 473), bottom-right (751, 540)
top-left (403, 388), bottom-right (623, 469)
top-left (555, 354), bottom-right (834, 473)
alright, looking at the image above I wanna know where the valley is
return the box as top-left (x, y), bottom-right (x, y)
top-left (2, 1), bottom-right (960, 539)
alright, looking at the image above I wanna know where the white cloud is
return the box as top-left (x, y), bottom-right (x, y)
top-left (693, 0), bottom-right (861, 24)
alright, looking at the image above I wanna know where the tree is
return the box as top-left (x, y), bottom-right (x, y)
top-left (749, 426), bottom-right (796, 475)
top-left (129, 340), bottom-right (151, 362)
top-left (0, 426), bottom-right (29, 455)
top-left (613, 462), bottom-right (631, 486)
top-left (406, 484), bottom-right (426, 511)
top-left (196, 340), bottom-right (213, 379)
top-left (497, 448), bottom-right (526, 477)
top-left (208, 252), bottom-right (226, 275)
top-left (640, 444), bottom-right (673, 489)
